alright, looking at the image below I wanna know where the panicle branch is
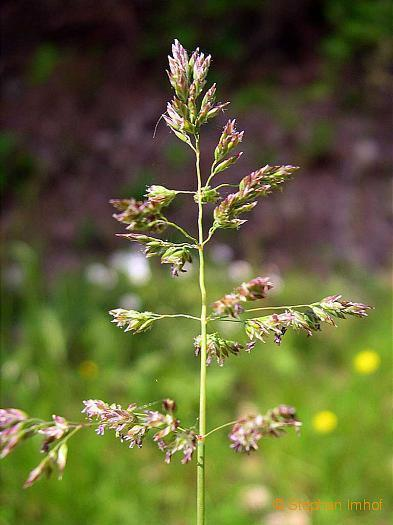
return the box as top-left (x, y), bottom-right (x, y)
top-left (0, 408), bottom-right (82, 488)
top-left (109, 308), bottom-right (200, 334)
top-left (212, 277), bottom-right (274, 318)
top-left (244, 295), bottom-right (373, 345)
top-left (194, 333), bottom-right (255, 367)
top-left (1, 398), bottom-right (201, 489)
top-left (229, 405), bottom-right (301, 453)
top-left (82, 399), bottom-right (197, 464)
top-left (118, 233), bottom-right (195, 276)
top-left (109, 309), bottom-right (157, 333)
top-left (212, 165), bottom-right (299, 230)
top-left (208, 119), bottom-right (244, 179)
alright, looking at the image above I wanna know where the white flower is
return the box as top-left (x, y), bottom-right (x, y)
top-left (119, 293), bottom-right (142, 310)
top-left (241, 485), bottom-right (271, 511)
top-left (353, 138), bottom-right (378, 168)
top-left (3, 264), bottom-right (24, 289)
top-left (219, 321), bottom-right (240, 336)
top-left (228, 260), bottom-right (252, 281)
top-left (85, 263), bottom-right (117, 288)
top-left (110, 250), bottom-right (151, 285)
top-left (210, 243), bottom-right (234, 264)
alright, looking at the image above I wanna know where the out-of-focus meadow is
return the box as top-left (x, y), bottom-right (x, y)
top-left (1, 2), bottom-right (392, 525)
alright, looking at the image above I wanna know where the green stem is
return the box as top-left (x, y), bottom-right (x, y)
top-left (203, 420), bottom-right (237, 439)
top-left (162, 220), bottom-right (198, 243)
top-left (205, 160), bottom-right (218, 188)
top-left (202, 227), bottom-right (216, 247)
top-left (195, 134), bottom-right (207, 525)
top-left (209, 303), bottom-right (317, 323)
top-left (213, 183), bottom-right (239, 190)
top-left (21, 420), bottom-right (98, 430)
top-left (56, 425), bottom-right (82, 448)
top-left (244, 303), bottom-right (315, 314)
top-left (152, 313), bottom-right (201, 322)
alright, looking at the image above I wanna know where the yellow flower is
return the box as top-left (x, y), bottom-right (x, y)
top-left (78, 360), bottom-right (99, 379)
top-left (353, 349), bottom-right (380, 375)
top-left (312, 410), bottom-right (337, 433)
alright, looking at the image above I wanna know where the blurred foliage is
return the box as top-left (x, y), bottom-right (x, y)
top-left (0, 132), bottom-right (38, 194)
top-left (322, 0), bottom-right (391, 64)
top-left (28, 44), bottom-right (60, 85)
top-left (1, 243), bottom-right (391, 524)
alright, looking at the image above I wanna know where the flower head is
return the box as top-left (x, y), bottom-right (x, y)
top-left (78, 360), bottom-right (99, 379)
top-left (110, 181), bottom-right (177, 235)
top-left (312, 410), bottom-right (337, 434)
top-left (211, 293), bottom-right (244, 318)
top-left (353, 349), bottom-right (380, 374)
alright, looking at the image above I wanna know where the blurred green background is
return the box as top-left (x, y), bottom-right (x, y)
top-left (1, 1), bottom-right (391, 524)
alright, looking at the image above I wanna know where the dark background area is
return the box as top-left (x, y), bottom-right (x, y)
top-left (2, 0), bottom-right (391, 272)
